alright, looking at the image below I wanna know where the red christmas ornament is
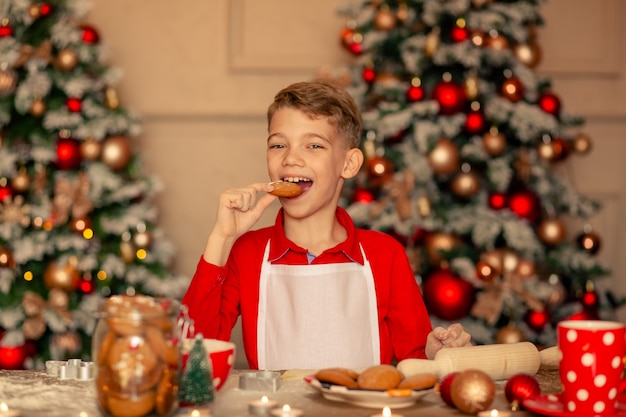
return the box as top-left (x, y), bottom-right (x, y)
top-left (550, 136), bottom-right (570, 161)
top-left (349, 39), bottom-right (363, 55)
top-left (450, 23), bottom-right (470, 43)
top-left (568, 308), bottom-right (600, 321)
top-left (525, 308), bottom-right (549, 332)
top-left (432, 80), bottom-right (466, 115)
top-left (39, 3), bottom-right (53, 16)
top-left (489, 192), bottom-right (507, 210)
top-left (439, 372), bottom-right (460, 408)
top-left (79, 278), bottom-right (95, 294)
top-left (81, 25), bottom-right (100, 43)
top-left (581, 289), bottom-right (599, 309)
top-left (362, 67), bottom-right (376, 83)
top-left (508, 190), bottom-right (540, 222)
top-left (0, 184), bottom-right (12, 201)
top-left (464, 109), bottom-right (486, 134)
top-left (0, 333), bottom-right (27, 369)
top-left (352, 187), bottom-right (374, 203)
top-left (538, 91), bottom-right (561, 116)
top-left (422, 269), bottom-right (476, 321)
top-left (505, 373), bottom-right (541, 408)
top-left (0, 24), bottom-right (13, 37)
top-left (340, 27), bottom-right (355, 48)
top-left (66, 97), bottom-right (82, 112)
top-left (407, 85), bottom-right (424, 102)
top-left (56, 138), bottom-right (82, 170)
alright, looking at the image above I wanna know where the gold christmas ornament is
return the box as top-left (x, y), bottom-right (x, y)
top-left (28, 3), bottom-right (41, 18)
top-left (396, 2), bottom-right (409, 22)
top-left (425, 232), bottom-right (461, 265)
top-left (428, 137), bottom-right (459, 176)
top-left (450, 169), bottom-right (481, 199)
top-left (101, 135), bottom-right (132, 170)
top-left (471, 30), bottom-right (485, 47)
top-left (424, 27), bottom-right (441, 57)
top-left (48, 287), bottom-right (70, 310)
top-left (0, 63), bottom-right (18, 97)
top-left (374, 5), bottom-right (397, 31)
top-left (573, 133), bottom-right (592, 154)
top-left (450, 369), bottom-right (496, 414)
top-left (501, 76), bottom-right (524, 102)
top-left (11, 168), bottom-right (31, 193)
top-left (69, 216), bottom-right (92, 233)
top-left (80, 137), bottom-right (102, 161)
top-left (482, 127), bottom-right (506, 156)
top-left (537, 218), bottom-right (566, 245)
top-left (133, 229), bottom-right (153, 249)
top-left (476, 260), bottom-right (496, 282)
top-left (43, 260), bottom-right (80, 292)
top-left (120, 240), bottom-right (136, 263)
top-left (485, 31), bottom-right (509, 50)
top-left (30, 97), bottom-right (46, 117)
top-left (417, 195), bottom-right (431, 217)
top-left (537, 140), bottom-right (556, 161)
top-left (495, 323), bottom-right (526, 344)
top-left (464, 72), bottom-right (479, 100)
top-left (480, 249), bottom-right (504, 276)
top-left (55, 48), bottom-right (79, 71)
top-left (515, 259), bottom-right (537, 278)
top-left (514, 42), bottom-right (542, 68)
top-left (0, 246), bottom-right (15, 268)
top-left (105, 86), bottom-right (120, 109)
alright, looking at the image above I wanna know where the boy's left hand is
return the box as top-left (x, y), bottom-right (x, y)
top-left (425, 323), bottom-right (472, 360)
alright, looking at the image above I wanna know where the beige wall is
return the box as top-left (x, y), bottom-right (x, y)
top-left (89, 0), bottom-right (626, 366)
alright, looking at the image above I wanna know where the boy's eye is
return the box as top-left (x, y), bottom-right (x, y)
top-left (309, 144), bottom-right (324, 149)
top-left (268, 143), bottom-right (285, 149)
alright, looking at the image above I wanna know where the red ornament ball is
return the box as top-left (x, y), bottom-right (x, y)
top-left (81, 25), bottom-right (100, 43)
top-left (352, 187), bottom-right (374, 204)
top-left (508, 190), bottom-right (540, 222)
top-left (66, 97), bottom-right (82, 112)
top-left (56, 138), bottom-right (82, 170)
top-left (422, 269), bottom-right (475, 321)
top-left (439, 372), bottom-right (460, 408)
top-left (0, 25), bottom-right (13, 37)
top-left (349, 40), bottom-right (363, 55)
top-left (407, 85), bottom-right (424, 102)
top-left (39, 3), bottom-right (53, 16)
top-left (538, 92), bottom-right (561, 116)
top-left (464, 109), bottom-right (486, 134)
top-left (0, 335), bottom-right (27, 370)
top-left (79, 278), bottom-right (95, 294)
top-left (0, 184), bottom-right (12, 201)
top-left (505, 373), bottom-right (541, 408)
top-left (525, 309), bottom-right (550, 332)
top-left (581, 289), bottom-right (599, 308)
top-left (450, 24), bottom-right (470, 43)
top-left (432, 81), bottom-right (466, 115)
top-left (568, 309), bottom-right (600, 321)
top-left (362, 67), bottom-right (376, 83)
top-left (489, 192), bottom-right (507, 210)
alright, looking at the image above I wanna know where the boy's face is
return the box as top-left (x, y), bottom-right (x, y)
top-left (267, 107), bottom-right (362, 218)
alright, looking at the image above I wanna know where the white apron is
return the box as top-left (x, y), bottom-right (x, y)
top-left (257, 241), bottom-right (380, 370)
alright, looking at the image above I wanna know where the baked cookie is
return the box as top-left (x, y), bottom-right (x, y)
top-left (315, 368), bottom-right (359, 389)
top-left (268, 181), bottom-right (303, 197)
top-left (397, 372), bottom-right (439, 390)
top-left (357, 365), bottom-right (404, 390)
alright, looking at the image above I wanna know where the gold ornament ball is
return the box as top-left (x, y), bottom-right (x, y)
top-left (69, 216), bottom-right (92, 233)
top-left (30, 98), bottom-right (46, 117)
top-left (0, 66), bottom-right (18, 97)
top-left (133, 230), bottom-right (153, 249)
top-left (451, 369), bottom-right (496, 414)
top-left (482, 128), bottom-right (506, 156)
top-left (80, 138), bottom-right (102, 161)
top-left (28, 3), bottom-right (41, 18)
top-left (476, 260), bottom-right (496, 282)
top-left (485, 33), bottom-right (509, 50)
top-left (573, 133), bottom-right (592, 154)
top-left (11, 169), bottom-right (31, 193)
top-left (537, 141), bottom-right (556, 161)
top-left (514, 42), bottom-right (542, 68)
top-left (450, 170), bottom-right (481, 199)
top-left (424, 28), bottom-right (441, 57)
top-left (101, 135), bottom-right (132, 170)
top-left (417, 195), bottom-right (431, 217)
top-left (515, 259), bottom-right (537, 278)
top-left (105, 86), bottom-right (120, 110)
top-left (471, 30), bottom-right (485, 47)
top-left (480, 249), bottom-right (504, 276)
top-left (374, 7), bottom-right (397, 31)
top-left (495, 324), bottom-right (526, 344)
top-left (429, 137), bottom-right (459, 176)
top-left (501, 77), bottom-right (525, 102)
top-left (44, 261), bottom-right (80, 292)
top-left (464, 74), bottom-right (479, 100)
top-left (537, 218), bottom-right (566, 245)
top-left (56, 48), bottom-right (79, 71)
top-left (426, 232), bottom-right (461, 265)
top-left (396, 3), bottom-right (409, 22)
top-left (501, 249), bottom-right (520, 273)
top-left (48, 288), bottom-right (70, 310)
top-left (0, 247), bottom-right (16, 268)
top-left (120, 240), bottom-right (136, 264)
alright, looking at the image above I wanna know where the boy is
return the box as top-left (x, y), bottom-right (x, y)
top-left (183, 81), bottom-right (471, 370)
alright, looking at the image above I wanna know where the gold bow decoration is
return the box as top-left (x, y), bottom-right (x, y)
top-left (13, 40), bottom-right (53, 67)
top-left (52, 172), bottom-right (93, 226)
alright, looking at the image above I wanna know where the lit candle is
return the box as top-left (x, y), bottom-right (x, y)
top-left (0, 403), bottom-right (19, 417)
top-left (248, 395), bottom-right (279, 415)
top-left (477, 409), bottom-right (512, 417)
top-left (371, 406), bottom-right (403, 417)
top-left (188, 408), bottom-right (211, 417)
top-left (269, 404), bottom-right (303, 417)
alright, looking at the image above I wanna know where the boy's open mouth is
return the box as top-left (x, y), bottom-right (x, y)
top-left (282, 177), bottom-right (313, 194)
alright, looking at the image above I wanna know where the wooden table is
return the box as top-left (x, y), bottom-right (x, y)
top-left (0, 367), bottom-right (561, 417)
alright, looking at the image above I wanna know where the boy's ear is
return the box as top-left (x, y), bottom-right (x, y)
top-left (342, 147), bottom-right (364, 179)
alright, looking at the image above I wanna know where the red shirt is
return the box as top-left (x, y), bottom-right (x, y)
top-left (182, 207), bottom-right (431, 369)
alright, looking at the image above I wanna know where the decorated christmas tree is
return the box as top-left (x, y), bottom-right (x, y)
top-left (0, 0), bottom-right (188, 369)
top-left (180, 335), bottom-right (215, 405)
top-left (323, 0), bottom-right (622, 346)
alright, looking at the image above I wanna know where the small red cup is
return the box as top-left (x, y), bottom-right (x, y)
top-left (557, 320), bottom-right (626, 414)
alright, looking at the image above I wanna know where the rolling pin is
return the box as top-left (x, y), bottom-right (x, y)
top-left (397, 342), bottom-right (560, 380)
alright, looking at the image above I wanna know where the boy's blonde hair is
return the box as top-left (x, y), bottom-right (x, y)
top-left (267, 81), bottom-right (362, 149)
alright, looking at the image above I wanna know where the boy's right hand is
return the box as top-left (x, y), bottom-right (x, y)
top-left (204, 183), bottom-right (277, 265)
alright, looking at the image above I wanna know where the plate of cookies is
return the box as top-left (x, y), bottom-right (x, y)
top-left (304, 365), bottom-right (438, 408)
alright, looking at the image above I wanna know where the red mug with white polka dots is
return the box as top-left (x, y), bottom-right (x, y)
top-left (557, 320), bottom-right (626, 415)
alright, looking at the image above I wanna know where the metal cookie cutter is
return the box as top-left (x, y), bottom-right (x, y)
top-left (238, 371), bottom-right (281, 392)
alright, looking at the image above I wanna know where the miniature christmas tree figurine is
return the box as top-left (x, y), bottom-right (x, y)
top-left (180, 335), bottom-right (214, 404)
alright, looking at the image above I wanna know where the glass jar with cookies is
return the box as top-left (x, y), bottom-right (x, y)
top-left (92, 295), bottom-right (185, 417)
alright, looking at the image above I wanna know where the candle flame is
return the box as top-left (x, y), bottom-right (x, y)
top-left (0, 403), bottom-right (8, 412)
top-left (490, 410), bottom-right (499, 417)
top-left (191, 410), bottom-right (200, 417)
top-left (282, 404), bottom-right (292, 412)
top-left (261, 396), bottom-right (269, 404)
top-left (79, 413), bottom-right (88, 417)
top-left (383, 406), bottom-right (391, 417)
